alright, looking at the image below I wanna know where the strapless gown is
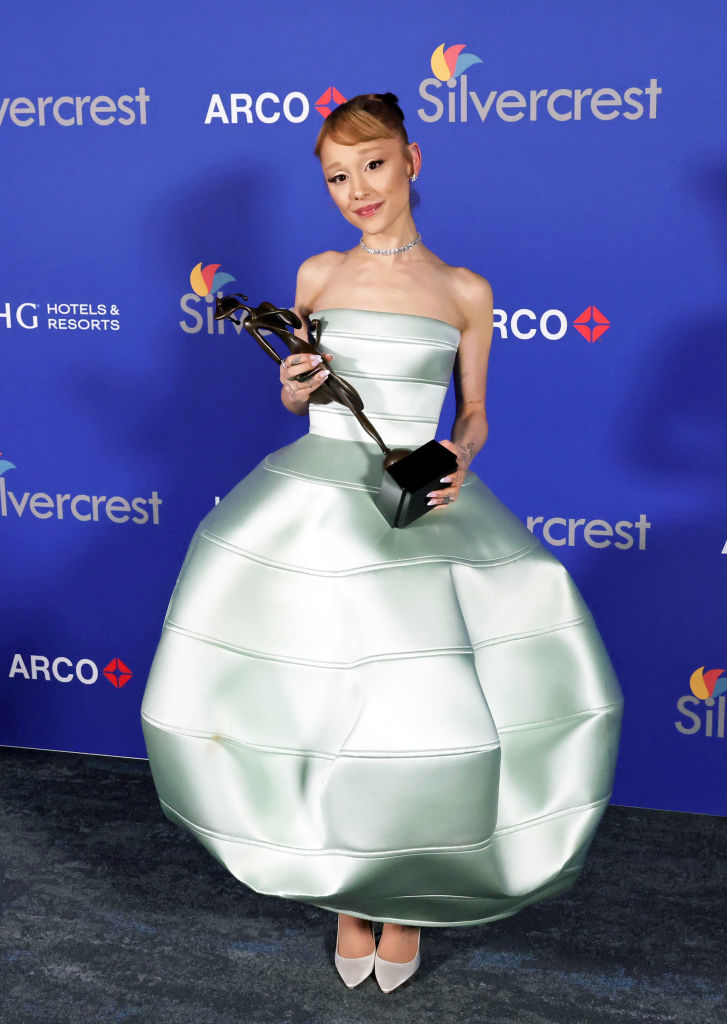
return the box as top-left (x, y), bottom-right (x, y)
top-left (140, 307), bottom-right (623, 928)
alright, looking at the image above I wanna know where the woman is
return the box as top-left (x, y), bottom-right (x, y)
top-left (141, 92), bottom-right (623, 994)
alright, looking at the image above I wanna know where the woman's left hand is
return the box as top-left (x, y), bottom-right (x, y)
top-left (426, 440), bottom-right (470, 511)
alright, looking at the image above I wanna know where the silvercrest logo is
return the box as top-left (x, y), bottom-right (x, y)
top-left (0, 456), bottom-right (162, 525)
top-left (0, 88), bottom-right (150, 127)
top-left (417, 44), bottom-right (661, 124)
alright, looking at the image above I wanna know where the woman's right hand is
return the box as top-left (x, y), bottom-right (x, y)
top-left (280, 351), bottom-right (334, 404)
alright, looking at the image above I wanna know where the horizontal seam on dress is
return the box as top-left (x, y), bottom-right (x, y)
top-left (198, 528), bottom-right (538, 575)
top-left (497, 700), bottom-right (625, 734)
top-left (158, 797), bottom-right (495, 856)
top-left (324, 743), bottom-right (500, 758)
top-left (162, 620), bottom-right (475, 667)
top-left (262, 458), bottom-right (377, 492)
top-left (317, 329), bottom-right (457, 349)
top-left (155, 795), bottom-right (608, 856)
top-left (471, 615), bottom-right (586, 649)
top-left (310, 406), bottom-right (439, 423)
top-left (141, 713), bottom-right (499, 759)
top-left (335, 369), bottom-right (449, 386)
top-left (262, 454), bottom-right (477, 491)
top-left (357, 869), bottom-right (582, 903)
top-left (493, 795), bottom-right (610, 837)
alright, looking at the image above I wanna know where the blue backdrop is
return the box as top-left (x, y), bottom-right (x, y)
top-left (1, 1), bottom-right (725, 816)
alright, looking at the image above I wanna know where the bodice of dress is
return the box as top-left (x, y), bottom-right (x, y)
top-left (307, 308), bottom-right (461, 449)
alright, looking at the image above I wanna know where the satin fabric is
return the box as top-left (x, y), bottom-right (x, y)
top-left (140, 307), bottom-right (623, 927)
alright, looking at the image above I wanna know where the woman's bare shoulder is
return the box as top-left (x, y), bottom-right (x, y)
top-left (446, 263), bottom-right (493, 300)
top-left (297, 249), bottom-right (345, 282)
top-left (294, 251), bottom-right (345, 319)
top-left (295, 250), bottom-right (345, 313)
top-left (446, 264), bottom-right (494, 327)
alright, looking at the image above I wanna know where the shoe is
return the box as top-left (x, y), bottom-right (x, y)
top-left (374, 927), bottom-right (421, 993)
top-left (334, 917), bottom-right (376, 988)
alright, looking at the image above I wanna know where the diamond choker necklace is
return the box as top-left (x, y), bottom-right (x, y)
top-left (359, 231), bottom-right (422, 256)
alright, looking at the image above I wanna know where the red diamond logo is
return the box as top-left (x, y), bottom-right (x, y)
top-left (573, 306), bottom-right (610, 342)
top-left (315, 86), bottom-right (347, 119)
top-left (103, 658), bottom-right (133, 689)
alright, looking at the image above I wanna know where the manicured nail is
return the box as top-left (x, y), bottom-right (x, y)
top-left (320, 368), bottom-right (330, 376)
top-left (426, 491), bottom-right (435, 497)
top-left (427, 499), bottom-right (436, 505)
top-left (440, 477), bottom-right (451, 483)
top-left (312, 354), bottom-right (322, 364)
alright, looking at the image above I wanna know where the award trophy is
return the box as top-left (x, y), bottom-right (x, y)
top-left (214, 292), bottom-right (457, 528)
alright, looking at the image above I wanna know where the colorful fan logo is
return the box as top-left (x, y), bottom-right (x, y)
top-left (190, 262), bottom-right (236, 298)
top-left (0, 452), bottom-right (16, 477)
top-left (690, 666), bottom-right (727, 700)
top-left (430, 44), bottom-right (483, 83)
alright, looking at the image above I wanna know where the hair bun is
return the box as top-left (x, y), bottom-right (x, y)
top-left (375, 92), bottom-right (404, 120)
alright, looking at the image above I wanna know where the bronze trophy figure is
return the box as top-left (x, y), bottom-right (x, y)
top-left (214, 292), bottom-right (456, 528)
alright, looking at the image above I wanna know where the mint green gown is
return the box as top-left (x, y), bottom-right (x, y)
top-left (140, 307), bottom-right (623, 927)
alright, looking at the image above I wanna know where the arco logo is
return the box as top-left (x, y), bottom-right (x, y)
top-left (190, 262), bottom-right (236, 298)
top-left (9, 654), bottom-right (134, 688)
top-left (493, 306), bottom-right (612, 342)
top-left (573, 306), bottom-right (611, 342)
top-left (315, 87), bottom-right (347, 118)
top-left (103, 658), bottom-right (133, 689)
top-left (690, 666), bottom-right (727, 700)
top-left (430, 43), bottom-right (483, 84)
top-left (0, 451), bottom-right (16, 477)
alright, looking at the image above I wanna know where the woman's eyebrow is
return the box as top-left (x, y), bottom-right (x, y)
top-left (323, 146), bottom-right (383, 174)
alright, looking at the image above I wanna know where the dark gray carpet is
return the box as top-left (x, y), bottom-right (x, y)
top-left (1, 745), bottom-right (725, 1024)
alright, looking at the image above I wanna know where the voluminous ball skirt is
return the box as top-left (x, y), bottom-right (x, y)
top-left (140, 307), bottom-right (623, 927)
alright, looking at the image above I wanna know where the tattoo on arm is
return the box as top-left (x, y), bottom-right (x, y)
top-left (457, 441), bottom-right (476, 467)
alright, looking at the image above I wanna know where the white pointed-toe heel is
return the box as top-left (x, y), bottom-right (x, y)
top-left (334, 917), bottom-right (376, 988)
top-left (374, 927), bottom-right (421, 993)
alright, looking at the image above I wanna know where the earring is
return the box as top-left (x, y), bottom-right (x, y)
top-left (410, 174), bottom-right (418, 182)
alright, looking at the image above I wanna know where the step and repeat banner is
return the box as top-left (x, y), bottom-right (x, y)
top-left (1, 1), bottom-right (725, 816)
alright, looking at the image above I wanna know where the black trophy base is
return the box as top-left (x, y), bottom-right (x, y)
top-left (374, 440), bottom-right (459, 528)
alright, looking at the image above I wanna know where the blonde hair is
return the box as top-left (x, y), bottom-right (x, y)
top-left (313, 91), bottom-right (414, 176)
